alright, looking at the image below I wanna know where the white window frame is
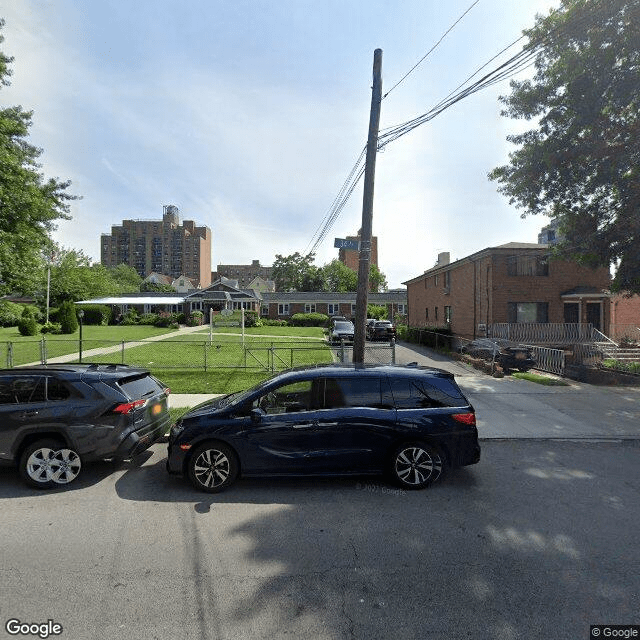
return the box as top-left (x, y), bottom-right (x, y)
top-left (327, 303), bottom-right (339, 316)
top-left (304, 303), bottom-right (316, 314)
top-left (278, 303), bottom-right (290, 316)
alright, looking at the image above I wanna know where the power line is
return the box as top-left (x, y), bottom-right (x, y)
top-left (383, 0), bottom-right (482, 100)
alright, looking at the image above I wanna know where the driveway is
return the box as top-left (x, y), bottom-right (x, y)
top-left (395, 341), bottom-right (640, 440)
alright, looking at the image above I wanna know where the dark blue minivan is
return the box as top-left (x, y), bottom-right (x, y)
top-left (167, 364), bottom-right (480, 493)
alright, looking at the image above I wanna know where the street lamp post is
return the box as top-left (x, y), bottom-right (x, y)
top-left (78, 309), bottom-right (84, 363)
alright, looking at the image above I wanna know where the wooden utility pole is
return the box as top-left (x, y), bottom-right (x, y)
top-left (353, 48), bottom-right (382, 364)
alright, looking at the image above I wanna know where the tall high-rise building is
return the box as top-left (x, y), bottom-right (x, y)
top-left (101, 205), bottom-right (212, 287)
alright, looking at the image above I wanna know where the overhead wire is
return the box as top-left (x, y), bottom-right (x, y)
top-left (303, 0), bottom-right (611, 255)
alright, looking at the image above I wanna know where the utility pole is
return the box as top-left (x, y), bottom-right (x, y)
top-left (353, 48), bottom-right (382, 365)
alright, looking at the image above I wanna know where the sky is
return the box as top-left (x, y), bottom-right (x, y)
top-left (2, 0), bottom-right (560, 289)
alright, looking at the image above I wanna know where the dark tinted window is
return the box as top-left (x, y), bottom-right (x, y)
top-left (119, 374), bottom-right (164, 399)
top-left (0, 375), bottom-right (46, 404)
top-left (47, 378), bottom-right (71, 401)
top-left (323, 377), bottom-right (383, 409)
top-left (253, 380), bottom-right (314, 414)
top-left (391, 377), bottom-right (467, 409)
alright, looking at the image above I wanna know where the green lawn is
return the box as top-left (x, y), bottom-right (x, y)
top-left (188, 325), bottom-right (326, 338)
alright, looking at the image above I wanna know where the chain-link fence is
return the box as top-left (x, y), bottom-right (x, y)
top-left (2, 335), bottom-right (399, 371)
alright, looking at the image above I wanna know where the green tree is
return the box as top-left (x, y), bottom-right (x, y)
top-left (322, 259), bottom-right (357, 292)
top-left (0, 21), bottom-right (78, 296)
top-left (58, 300), bottom-right (78, 334)
top-left (369, 264), bottom-right (388, 293)
top-left (272, 252), bottom-right (322, 292)
top-left (140, 281), bottom-right (174, 293)
top-left (109, 263), bottom-right (142, 292)
top-left (489, 0), bottom-right (640, 292)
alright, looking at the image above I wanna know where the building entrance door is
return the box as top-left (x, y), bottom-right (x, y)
top-left (586, 303), bottom-right (601, 331)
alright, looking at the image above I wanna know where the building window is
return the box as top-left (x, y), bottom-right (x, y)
top-left (425, 308), bottom-right (429, 321)
top-left (434, 275), bottom-right (439, 286)
top-left (435, 307), bottom-right (438, 321)
top-left (444, 306), bottom-right (452, 324)
top-left (507, 255), bottom-right (549, 276)
top-left (328, 303), bottom-right (339, 316)
top-left (443, 271), bottom-right (450, 289)
top-left (350, 304), bottom-right (357, 315)
top-left (261, 304), bottom-right (269, 316)
top-left (278, 303), bottom-right (290, 316)
top-left (507, 302), bottom-right (549, 323)
top-left (397, 304), bottom-right (406, 314)
top-left (304, 303), bottom-right (316, 314)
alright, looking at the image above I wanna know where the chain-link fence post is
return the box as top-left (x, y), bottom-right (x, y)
top-left (203, 341), bottom-right (207, 372)
top-left (40, 338), bottom-right (46, 364)
top-left (121, 341), bottom-right (125, 365)
top-left (7, 342), bottom-right (13, 368)
top-left (391, 338), bottom-right (396, 364)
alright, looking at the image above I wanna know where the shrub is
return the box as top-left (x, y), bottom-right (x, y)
top-left (154, 312), bottom-right (179, 328)
top-left (18, 315), bottom-right (38, 336)
top-left (187, 311), bottom-right (204, 327)
top-left (244, 311), bottom-right (262, 328)
top-left (80, 304), bottom-right (112, 325)
top-left (40, 322), bottom-right (62, 335)
top-left (289, 313), bottom-right (329, 327)
top-left (0, 301), bottom-right (24, 327)
top-left (58, 301), bottom-right (78, 334)
top-left (121, 309), bottom-right (139, 325)
top-left (138, 313), bottom-right (160, 326)
top-left (262, 319), bottom-right (288, 327)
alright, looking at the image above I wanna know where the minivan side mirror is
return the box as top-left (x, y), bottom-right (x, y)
top-left (250, 408), bottom-right (265, 423)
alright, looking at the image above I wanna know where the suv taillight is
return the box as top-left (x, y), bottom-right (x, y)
top-left (113, 399), bottom-right (147, 414)
top-left (452, 412), bottom-right (476, 426)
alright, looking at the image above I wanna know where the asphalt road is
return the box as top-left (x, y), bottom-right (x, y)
top-left (0, 439), bottom-right (638, 640)
top-left (1, 342), bottom-right (639, 639)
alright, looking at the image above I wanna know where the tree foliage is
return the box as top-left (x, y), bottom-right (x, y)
top-left (0, 20), bottom-right (78, 296)
top-left (272, 253), bottom-right (388, 293)
top-left (489, 0), bottom-right (640, 292)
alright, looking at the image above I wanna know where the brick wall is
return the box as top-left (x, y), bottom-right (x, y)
top-left (407, 248), bottom-right (611, 339)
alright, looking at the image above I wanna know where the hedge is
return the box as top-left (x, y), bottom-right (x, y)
top-left (289, 312), bottom-right (329, 327)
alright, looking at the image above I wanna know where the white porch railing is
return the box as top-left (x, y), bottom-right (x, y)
top-left (489, 323), bottom-right (597, 345)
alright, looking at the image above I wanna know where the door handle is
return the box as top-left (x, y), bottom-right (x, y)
top-left (21, 411), bottom-right (39, 419)
top-left (318, 422), bottom-right (338, 427)
top-left (292, 423), bottom-right (315, 429)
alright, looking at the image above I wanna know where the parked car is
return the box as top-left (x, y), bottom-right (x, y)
top-left (166, 364), bottom-right (481, 493)
top-left (329, 320), bottom-right (355, 344)
top-left (0, 364), bottom-right (170, 489)
top-left (367, 320), bottom-right (397, 341)
top-left (461, 338), bottom-right (536, 372)
top-left (329, 315), bottom-right (347, 329)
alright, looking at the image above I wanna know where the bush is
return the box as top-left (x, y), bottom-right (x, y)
top-left (18, 315), bottom-right (38, 336)
top-left (80, 304), bottom-right (112, 326)
top-left (138, 313), bottom-right (160, 326)
top-left (187, 311), bottom-right (204, 327)
top-left (58, 301), bottom-right (79, 334)
top-left (121, 309), bottom-right (139, 325)
top-left (21, 305), bottom-right (43, 322)
top-left (0, 301), bottom-right (24, 327)
top-left (154, 312), bottom-right (179, 328)
top-left (289, 313), bottom-right (329, 327)
top-left (244, 311), bottom-right (262, 328)
top-left (262, 319), bottom-right (288, 327)
top-left (40, 322), bottom-right (62, 335)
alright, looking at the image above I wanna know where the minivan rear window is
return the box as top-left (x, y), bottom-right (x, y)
top-left (390, 377), bottom-right (467, 409)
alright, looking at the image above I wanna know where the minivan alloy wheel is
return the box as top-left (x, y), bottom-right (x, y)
top-left (188, 442), bottom-right (239, 492)
top-left (391, 443), bottom-right (443, 489)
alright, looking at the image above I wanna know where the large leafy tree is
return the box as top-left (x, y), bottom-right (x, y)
top-left (0, 19), bottom-right (77, 296)
top-left (322, 259), bottom-right (357, 292)
top-left (489, 0), bottom-right (640, 292)
top-left (272, 252), bottom-right (323, 292)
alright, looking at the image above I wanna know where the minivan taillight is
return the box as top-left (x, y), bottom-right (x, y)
top-left (113, 399), bottom-right (147, 414)
top-left (452, 412), bottom-right (476, 426)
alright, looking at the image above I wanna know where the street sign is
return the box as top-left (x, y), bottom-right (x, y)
top-left (334, 238), bottom-right (360, 250)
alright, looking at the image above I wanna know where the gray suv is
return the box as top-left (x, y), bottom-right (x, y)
top-left (0, 364), bottom-right (170, 489)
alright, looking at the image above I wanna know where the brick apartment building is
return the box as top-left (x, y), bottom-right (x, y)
top-left (403, 243), bottom-right (611, 340)
top-left (338, 231), bottom-right (378, 271)
top-left (260, 291), bottom-right (407, 323)
top-left (101, 205), bottom-right (212, 287)
top-left (215, 259), bottom-right (273, 289)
